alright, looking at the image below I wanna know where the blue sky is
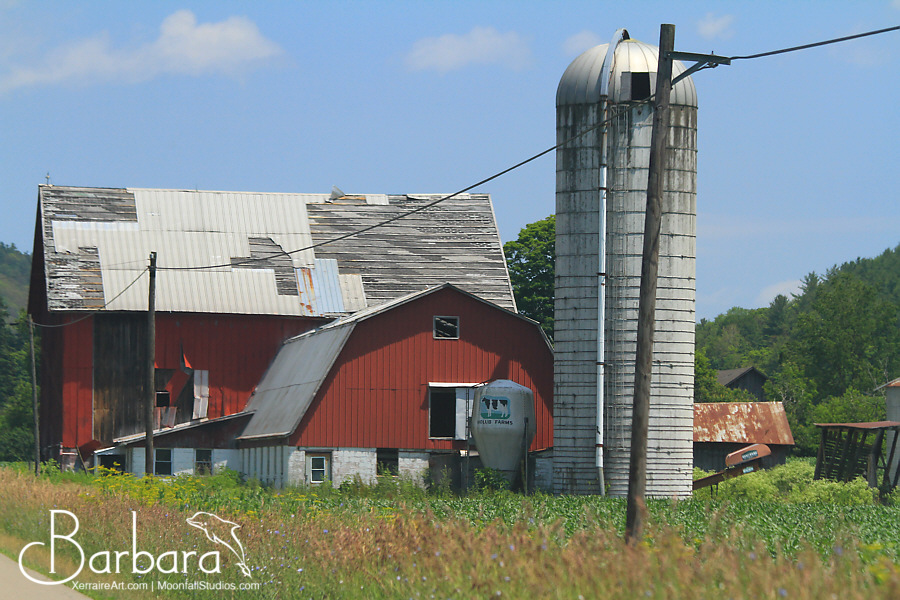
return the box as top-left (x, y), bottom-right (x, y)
top-left (2, 1), bottom-right (899, 320)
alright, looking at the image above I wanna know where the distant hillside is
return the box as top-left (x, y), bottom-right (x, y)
top-left (697, 241), bottom-right (900, 455)
top-left (0, 243), bottom-right (31, 320)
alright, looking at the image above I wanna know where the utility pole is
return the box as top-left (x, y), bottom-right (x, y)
top-left (29, 315), bottom-right (40, 475)
top-left (626, 23), bottom-right (674, 545)
top-left (145, 252), bottom-right (157, 476)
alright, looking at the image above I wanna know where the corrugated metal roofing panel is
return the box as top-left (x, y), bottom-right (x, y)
top-left (311, 258), bottom-right (345, 314)
top-left (694, 402), bottom-right (795, 445)
top-left (239, 323), bottom-right (355, 439)
top-left (339, 274), bottom-right (367, 312)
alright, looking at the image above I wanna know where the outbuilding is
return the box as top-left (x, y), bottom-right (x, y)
top-left (236, 283), bottom-right (553, 488)
top-left (693, 402), bottom-right (794, 471)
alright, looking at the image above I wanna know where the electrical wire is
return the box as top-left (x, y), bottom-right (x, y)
top-left (730, 25), bottom-right (900, 60)
top-left (31, 267), bottom-right (149, 328)
top-left (159, 98), bottom-right (655, 273)
top-left (39, 27), bottom-right (900, 292)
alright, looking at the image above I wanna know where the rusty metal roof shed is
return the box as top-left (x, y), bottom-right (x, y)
top-left (31, 186), bottom-right (515, 318)
top-left (694, 402), bottom-right (795, 446)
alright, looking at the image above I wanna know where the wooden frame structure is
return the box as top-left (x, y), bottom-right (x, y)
top-left (814, 421), bottom-right (900, 489)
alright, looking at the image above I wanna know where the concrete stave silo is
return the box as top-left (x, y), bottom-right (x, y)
top-left (554, 31), bottom-right (696, 496)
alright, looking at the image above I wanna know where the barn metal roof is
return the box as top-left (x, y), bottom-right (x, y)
top-left (694, 402), bottom-right (795, 445)
top-left (239, 322), bottom-right (355, 440)
top-left (238, 283), bottom-right (548, 441)
top-left (34, 186), bottom-right (515, 316)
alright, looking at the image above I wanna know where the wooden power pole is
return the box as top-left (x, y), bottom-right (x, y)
top-left (625, 23), bottom-right (675, 545)
top-left (29, 315), bottom-right (40, 475)
top-left (145, 252), bottom-right (157, 476)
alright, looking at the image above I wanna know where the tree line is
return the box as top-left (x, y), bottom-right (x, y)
top-left (0, 243), bottom-right (36, 461)
top-left (504, 216), bottom-right (900, 455)
top-left (0, 296), bottom-right (36, 461)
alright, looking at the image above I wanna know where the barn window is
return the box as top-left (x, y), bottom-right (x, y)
top-left (429, 389), bottom-right (456, 438)
top-left (631, 72), bottom-right (652, 101)
top-left (433, 316), bottom-right (459, 339)
top-left (97, 454), bottom-right (125, 473)
top-left (155, 391), bottom-right (170, 407)
top-left (307, 453), bottom-right (331, 484)
top-left (377, 448), bottom-right (399, 476)
top-left (192, 370), bottom-right (209, 420)
top-left (154, 448), bottom-right (172, 476)
top-left (195, 449), bottom-right (213, 475)
top-left (429, 385), bottom-right (476, 440)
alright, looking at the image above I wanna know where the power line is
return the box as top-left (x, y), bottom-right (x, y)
top-left (730, 25), bottom-right (900, 60)
top-left (159, 98), bottom-right (654, 273)
top-left (31, 267), bottom-right (149, 329)
top-left (42, 27), bottom-right (900, 280)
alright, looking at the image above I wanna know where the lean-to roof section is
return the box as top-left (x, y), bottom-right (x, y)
top-left (239, 322), bottom-right (355, 439)
top-left (36, 186), bottom-right (514, 315)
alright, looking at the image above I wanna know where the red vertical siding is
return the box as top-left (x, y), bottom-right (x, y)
top-left (291, 288), bottom-right (553, 451)
top-left (60, 316), bottom-right (93, 449)
top-left (52, 312), bottom-right (318, 451)
top-left (154, 314), bottom-right (319, 418)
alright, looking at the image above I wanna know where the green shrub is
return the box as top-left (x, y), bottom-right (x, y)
top-left (473, 467), bottom-right (511, 492)
top-left (693, 458), bottom-right (876, 505)
top-left (789, 476), bottom-right (875, 505)
top-left (767, 457), bottom-right (815, 495)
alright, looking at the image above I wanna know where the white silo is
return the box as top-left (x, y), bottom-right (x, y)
top-left (554, 30), bottom-right (696, 496)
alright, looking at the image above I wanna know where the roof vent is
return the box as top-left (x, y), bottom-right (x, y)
top-left (328, 186), bottom-right (345, 203)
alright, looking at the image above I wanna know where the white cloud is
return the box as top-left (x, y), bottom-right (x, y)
top-left (697, 13), bottom-right (735, 40)
top-left (0, 10), bottom-right (282, 94)
top-left (563, 31), bottom-right (604, 56)
top-left (756, 279), bottom-right (803, 306)
top-left (405, 26), bottom-right (532, 73)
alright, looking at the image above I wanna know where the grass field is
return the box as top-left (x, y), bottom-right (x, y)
top-left (1, 463), bottom-right (899, 599)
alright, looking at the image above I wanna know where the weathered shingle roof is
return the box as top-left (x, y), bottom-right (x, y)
top-left (33, 186), bottom-right (515, 316)
top-left (716, 366), bottom-right (766, 387)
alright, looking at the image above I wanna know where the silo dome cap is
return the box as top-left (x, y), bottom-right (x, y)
top-left (557, 36), bottom-right (698, 107)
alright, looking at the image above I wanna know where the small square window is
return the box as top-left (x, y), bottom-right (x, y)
top-left (195, 449), bottom-right (213, 475)
top-left (433, 316), bottom-right (459, 339)
top-left (377, 448), bottom-right (399, 477)
top-left (155, 391), bottom-right (171, 407)
top-left (154, 448), bottom-right (172, 476)
top-left (631, 72), bottom-right (652, 101)
top-left (307, 453), bottom-right (331, 484)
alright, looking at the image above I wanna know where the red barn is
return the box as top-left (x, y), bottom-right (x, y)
top-left (235, 284), bottom-right (553, 487)
top-left (28, 185), bottom-right (524, 474)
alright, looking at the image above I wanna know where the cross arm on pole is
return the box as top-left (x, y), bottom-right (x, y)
top-left (666, 51), bottom-right (731, 86)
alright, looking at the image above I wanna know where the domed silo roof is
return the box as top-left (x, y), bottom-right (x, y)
top-left (557, 37), bottom-right (697, 107)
